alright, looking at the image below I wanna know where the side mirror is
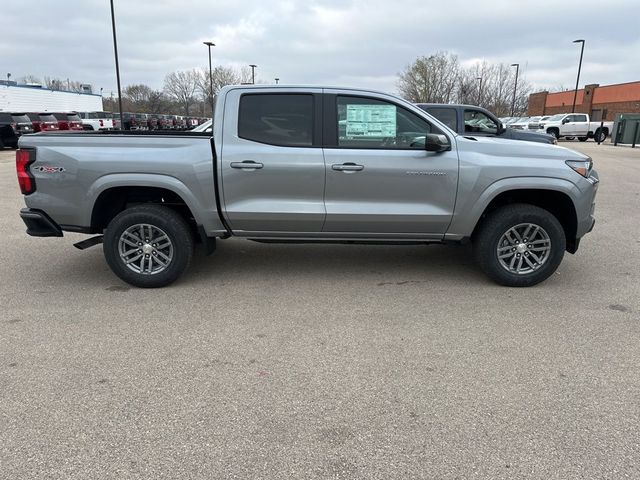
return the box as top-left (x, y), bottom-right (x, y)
top-left (562, 118), bottom-right (570, 124)
top-left (425, 133), bottom-right (451, 152)
top-left (497, 122), bottom-right (506, 135)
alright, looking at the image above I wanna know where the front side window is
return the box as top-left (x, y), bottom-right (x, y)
top-left (574, 114), bottom-right (588, 122)
top-left (239, 94), bottom-right (313, 147)
top-left (464, 109), bottom-right (498, 134)
top-left (337, 96), bottom-right (431, 149)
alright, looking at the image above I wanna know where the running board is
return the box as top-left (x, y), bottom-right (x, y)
top-left (73, 235), bottom-right (104, 250)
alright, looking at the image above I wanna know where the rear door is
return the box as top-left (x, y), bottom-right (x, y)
top-left (220, 88), bottom-right (326, 235)
top-left (321, 92), bottom-right (458, 237)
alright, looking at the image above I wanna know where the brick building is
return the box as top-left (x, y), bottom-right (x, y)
top-left (528, 81), bottom-right (640, 121)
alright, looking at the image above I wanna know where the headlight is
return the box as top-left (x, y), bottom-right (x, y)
top-left (566, 159), bottom-right (593, 178)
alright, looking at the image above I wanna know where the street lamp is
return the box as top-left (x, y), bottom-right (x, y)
top-left (249, 64), bottom-right (257, 84)
top-left (510, 63), bottom-right (520, 116)
top-left (275, 77), bottom-right (279, 84)
top-left (571, 39), bottom-right (585, 113)
top-left (477, 76), bottom-right (482, 105)
top-left (203, 41), bottom-right (216, 118)
top-left (109, 0), bottom-right (124, 124)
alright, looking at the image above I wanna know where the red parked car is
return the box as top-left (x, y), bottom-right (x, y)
top-left (52, 112), bottom-right (84, 131)
top-left (26, 113), bottom-right (60, 132)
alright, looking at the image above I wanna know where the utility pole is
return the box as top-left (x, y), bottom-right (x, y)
top-left (477, 76), bottom-right (483, 105)
top-left (249, 64), bottom-right (257, 84)
top-left (203, 42), bottom-right (216, 117)
top-left (510, 63), bottom-right (520, 116)
top-left (275, 77), bottom-right (279, 84)
top-left (110, 0), bottom-right (124, 123)
top-left (571, 39), bottom-right (585, 113)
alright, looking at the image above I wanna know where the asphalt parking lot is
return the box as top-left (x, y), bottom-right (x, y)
top-left (1, 141), bottom-right (639, 479)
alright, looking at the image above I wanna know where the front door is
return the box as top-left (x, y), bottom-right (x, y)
top-left (322, 93), bottom-right (458, 237)
top-left (220, 89), bottom-right (326, 235)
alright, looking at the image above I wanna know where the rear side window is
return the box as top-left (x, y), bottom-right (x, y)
top-left (238, 94), bottom-right (313, 147)
top-left (424, 107), bottom-right (457, 130)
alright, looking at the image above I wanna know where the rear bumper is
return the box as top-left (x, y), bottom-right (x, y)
top-left (20, 208), bottom-right (63, 237)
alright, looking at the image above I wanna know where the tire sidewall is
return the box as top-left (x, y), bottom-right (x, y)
top-left (103, 206), bottom-right (193, 288)
top-left (475, 205), bottom-right (566, 287)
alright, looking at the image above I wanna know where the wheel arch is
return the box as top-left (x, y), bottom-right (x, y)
top-left (87, 174), bottom-right (207, 234)
top-left (471, 187), bottom-right (579, 253)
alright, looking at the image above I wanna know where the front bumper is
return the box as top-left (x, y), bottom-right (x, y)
top-left (20, 208), bottom-right (63, 237)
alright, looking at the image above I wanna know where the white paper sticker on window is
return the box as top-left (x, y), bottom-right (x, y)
top-left (345, 104), bottom-right (396, 138)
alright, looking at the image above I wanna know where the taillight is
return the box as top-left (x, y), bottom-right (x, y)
top-left (99, 119), bottom-right (104, 127)
top-left (11, 122), bottom-right (17, 132)
top-left (111, 119), bottom-right (115, 127)
top-left (16, 149), bottom-right (36, 195)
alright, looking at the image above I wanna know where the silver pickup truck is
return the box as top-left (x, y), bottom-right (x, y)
top-left (16, 85), bottom-right (599, 288)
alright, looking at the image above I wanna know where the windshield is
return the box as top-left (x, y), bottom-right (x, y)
top-left (67, 114), bottom-right (81, 122)
top-left (546, 114), bottom-right (566, 121)
top-left (12, 114), bottom-right (31, 123)
top-left (528, 116), bottom-right (541, 122)
top-left (39, 114), bottom-right (57, 122)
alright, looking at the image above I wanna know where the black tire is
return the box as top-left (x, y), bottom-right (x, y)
top-left (473, 204), bottom-right (566, 287)
top-left (103, 205), bottom-right (194, 288)
top-left (595, 129), bottom-right (607, 143)
top-left (548, 128), bottom-right (560, 140)
top-left (578, 136), bottom-right (588, 142)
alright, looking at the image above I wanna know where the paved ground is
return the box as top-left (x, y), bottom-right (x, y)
top-left (1, 141), bottom-right (639, 479)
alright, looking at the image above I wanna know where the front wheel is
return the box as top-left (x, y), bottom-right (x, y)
top-left (103, 205), bottom-right (194, 288)
top-left (595, 129), bottom-right (607, 143)
top-left (473, 204), bottom-right (566, 287)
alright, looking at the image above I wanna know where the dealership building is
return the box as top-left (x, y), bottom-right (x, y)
top-left (528, 81), bottom-right (640, 121)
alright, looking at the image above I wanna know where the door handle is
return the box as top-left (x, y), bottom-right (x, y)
top-left (230, 161), bottom-right (264, 170)
top-left (332, 163), bottom-right (364, 172)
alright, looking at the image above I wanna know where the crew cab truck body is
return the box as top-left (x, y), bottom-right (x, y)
top-left (538, 113), bottom-right (613, 142)
top-left (17, 85), bottom-right (599, 288)
top-left (416, 104), bottom-right (556, 145)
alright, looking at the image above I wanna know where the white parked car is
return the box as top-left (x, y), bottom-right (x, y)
top-left (538, 113), bottom-right (613, 142)
top-left (77, 111), bottom-right (115, 131)
top-left (509, 117), bottom-right (531, 130)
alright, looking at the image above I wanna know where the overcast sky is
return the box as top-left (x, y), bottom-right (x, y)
top-left (2, 0), bottom-right (638, 96)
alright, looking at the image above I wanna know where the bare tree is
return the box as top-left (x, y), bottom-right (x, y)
top-left (397, 52), bottom-right (460, 103)
top-left (18, 74), bottom-right (42, 84)
top-left (398, 52), bottom-right (532, 116)
top-left (163, 70), bottom-right (200, 115)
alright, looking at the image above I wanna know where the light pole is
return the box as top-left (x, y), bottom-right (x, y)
top-left (249, 64), bottom-right (257, 84)
top-left (275, 77), bottom-right (279, 84)
top-left (477, 76), bottom-right (482, 105)
top-left (510, 63), bottom-right (520, 116)
top-left (109, 0), bottom-right (124, 124)
top-left (203, 41), bottom-right (216, 118)
top-left (571, 39), bottom-right (585, 113)
top-left (6, 73), bottom-right (10, 84)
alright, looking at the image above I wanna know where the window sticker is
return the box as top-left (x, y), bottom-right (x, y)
top-left (345, 104), bottom-right (396, 138)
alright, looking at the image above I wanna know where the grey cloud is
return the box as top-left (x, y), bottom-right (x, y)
top-left (2, 0), bottom-right (637, 97)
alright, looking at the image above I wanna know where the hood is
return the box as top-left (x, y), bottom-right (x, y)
top-left (501, 128), bottom-right (555, 144)
top-left (456, 134), bottom-right (589, 161)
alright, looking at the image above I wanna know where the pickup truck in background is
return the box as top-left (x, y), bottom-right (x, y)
top-left (416, 104), bottom-right (556, 144)
top-left (537, 113), bottom-right (613, 142)
top-left (16, 85), bottom-right (598, 288)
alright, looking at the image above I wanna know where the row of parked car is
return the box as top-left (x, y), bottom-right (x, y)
top-left (0, 111), bottom-right (211, 148)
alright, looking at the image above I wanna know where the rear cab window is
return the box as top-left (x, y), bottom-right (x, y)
top-left (423, 107), bottom-right (457, 131)
top-left (238, 94), bottom-right (314, 147)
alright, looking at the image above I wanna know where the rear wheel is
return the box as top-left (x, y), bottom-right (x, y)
top-left (595, 129), bottom-right (607, 143)
top-left (103, 205), bottom-right (194, 288)
top-left (473, 204), bottom-right (566, 287)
